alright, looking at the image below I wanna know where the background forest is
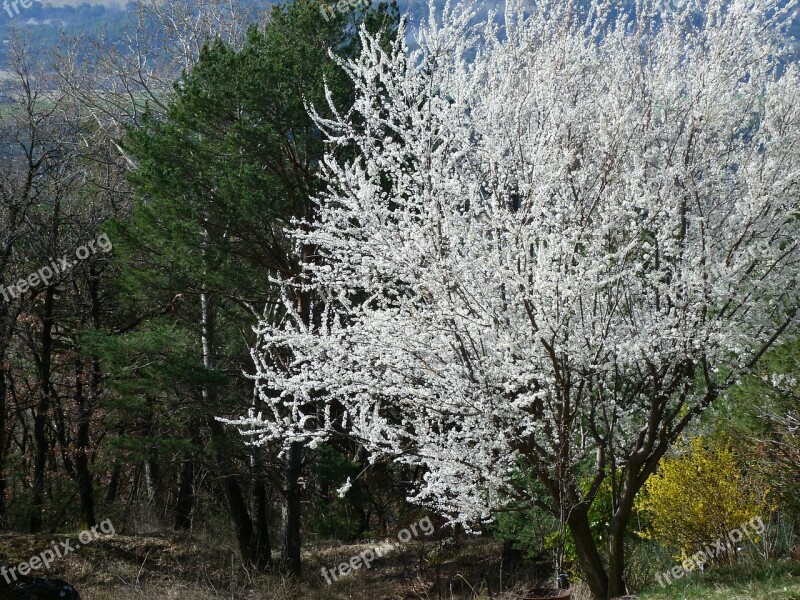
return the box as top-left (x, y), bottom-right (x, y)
top-left (1, 1), bottom-right (800, 600)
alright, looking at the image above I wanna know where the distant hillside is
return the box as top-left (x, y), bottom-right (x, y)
top-left (0, 1), bottom-right (134, 65)
top-left (0, 0), bottom-right (797, 69)
top-left (0, 0), bottom-right (497, 68)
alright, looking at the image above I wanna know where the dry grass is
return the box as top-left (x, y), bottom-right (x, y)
top-left (8, 529), bottom-right (797, 599)
top-left (0, 530), bottom-right (552, 600)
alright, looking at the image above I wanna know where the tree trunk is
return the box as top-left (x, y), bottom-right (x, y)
top-left (607, 484), bottom-right (639, 599)
top-left (104, 462), bottom-right (121, 505)
top-left (30, 285), bottom-right (56, 533)
top-left (174, 456), bottom-right (194, 531)
top-left (0, 370), bottom-right (6, 528)
top-left (75, 420), bottom-right (96, 529)
top-left (75, 263), bottom-right (103, 530)
top-left (564, 473), bottom-right (645, 599)
top-left (280, 265), bottom-right (312, 578)
top-left (282, 441), bottom-right (302, 577)
top-left (145, 451), bottom-right (162, 504)
top-left (607, 526), bottom-right (627, 599)
top-left (53, 400), bottom-right (76, 479)
top-left (209, 417), bottom-right (271, 570)
top-left (31, 401), bottom-right (48, 533)
top-left (142, 403), bottom-right (163, 510)
top-left (254, 478), bottom-right (272, 565)
top-left (126, 464), bottom-right (142, 513)
top-left (605, 452), bottom-right (668, 598)
top-left (567, 508), bottom-right (609, 600)
top-left (202, 288), bottom-right (270, 570)
top-left (72, 356), bottom-right (96, 529)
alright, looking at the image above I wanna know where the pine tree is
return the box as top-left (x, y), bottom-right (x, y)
top-left (114, 0), bottom-right (400, 573)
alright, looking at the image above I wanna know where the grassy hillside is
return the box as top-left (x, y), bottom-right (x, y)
top-left (637, 560), bottom-right (800, 600)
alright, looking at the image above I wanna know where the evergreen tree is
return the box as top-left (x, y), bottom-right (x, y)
top-left (113, 0), bottom-right (399, 573)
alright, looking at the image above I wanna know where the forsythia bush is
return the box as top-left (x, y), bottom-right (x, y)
top-left (637, 437), bottom-right (769, 560)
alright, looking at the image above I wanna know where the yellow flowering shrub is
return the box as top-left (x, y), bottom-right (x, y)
top-left (637, 436), bottom-right (769, 560)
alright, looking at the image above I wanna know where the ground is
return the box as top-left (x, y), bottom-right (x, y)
top-left (1, 530), bottom-right (799, 599)
top-left (635, 560), bottom-right (800, 600)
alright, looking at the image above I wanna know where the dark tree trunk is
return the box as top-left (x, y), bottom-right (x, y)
top-left (282, 441), bottom-right (302, 577)
top-left (607, 483), bottom-right (638, 599)
top-left (501, 539), bottom-right (526, 575)
top-left (567, 508), bottom-right (609, 600)
top-left (562, 464), bottom-right (664, 598)
top-left (173, 456), bottom-right (194, 531)
top-left (279, 270), bottom-right (312, 578)
top-left (607, 527), bottom-right (627, 599)
top-left (30, 396), bottom-right (48, 533)
top-left (75, 417), bottom-right (96, 529)
top-left (53, 400), bottom-right (76, 479)
top-left (605, 446), bottom-right (671, 599)
top-left (254, 478), bottom-right (272, 565)
top-left (75, 262), bottom-right (103, 529)
top-left (145, 451), bottom-right (161, 504)
top-left (0, 370), bottom-right (7, 528)
top-left (72, 356), bottom-right (96, 529)
top-left (30, 285), bottom-right (56, 533)
top-left (126, 464), bottom-right (142, 513)
top-left (104, 462), bottom-right (121, 506)
top-left (208, 417), bottom-right (271, 571)
top-left (201, 288), bottom-right (269, 570)
top-left (142, 404), bottom-right (162, 509)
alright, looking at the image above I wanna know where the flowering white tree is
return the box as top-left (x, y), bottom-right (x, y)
top-left (233, 1), bottom-right (800, 597)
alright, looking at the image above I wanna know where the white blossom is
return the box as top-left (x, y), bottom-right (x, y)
top-left (230, 0), bottom-right (800, 526)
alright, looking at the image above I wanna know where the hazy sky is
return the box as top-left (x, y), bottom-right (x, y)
top-left (39, 0), bottom-right (130, 6)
